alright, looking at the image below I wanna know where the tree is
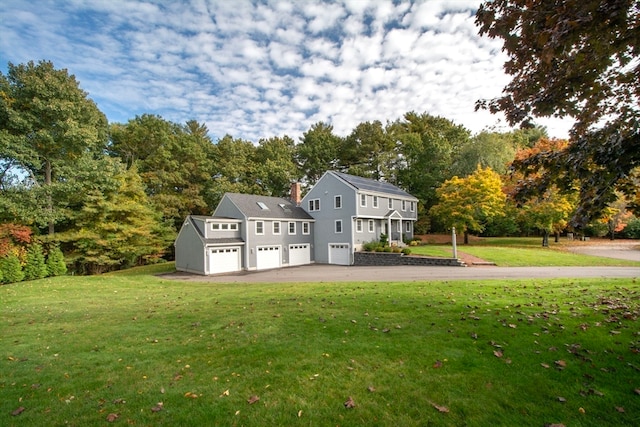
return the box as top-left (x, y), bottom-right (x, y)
top-left (517, 189), bottom-right (575, 246)
top-left (339, 120), bottom-right (396, 181)
top-left (429, 166), bottom-right (506, 243)
top-left (476, 0), bottom-right (640, 227)
top-left (0, 254), bottom-right (24, 284)
top-left (254, 135), bottom-right (300, 197)
top-left (0, 60), bottom-right (109, 234)
top-left (24, 243), bottom-right (48, 280)
top-left (296, 122), bottom-right (341, 185)
top-left (392, 112), bottom-right (471, 210)
top-left (46, 244), bottom-right (67, 277)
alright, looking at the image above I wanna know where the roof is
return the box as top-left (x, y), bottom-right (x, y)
top-left (330, 171), bottom-right (417, 200)
top-left (224, 193), bottom-right (314, 220)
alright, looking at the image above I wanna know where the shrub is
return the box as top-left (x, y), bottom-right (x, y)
top-left (402, 248), bottom-right (411, 255)
top-left (24, 243), bottom-right (48, 281)
top-left (383, 246), bottom-right (393, 253)
top-left (362, 241), bottom-right (378, 252)
top-left (623, 217), bottom-right (640, 239)
top-left (0, 254), bottom-right (25, 284)
top-left (392, 247), bottom-right (402, 253)
top-left (409, 240), bottom-right (420, 246)
top-left (46, 244), bottom-right (67, 277)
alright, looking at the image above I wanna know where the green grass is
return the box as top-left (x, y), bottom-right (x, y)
top-left (410, 238), bottom-right (640, 267)
top-left (1, 266), bottom-right (639, 426)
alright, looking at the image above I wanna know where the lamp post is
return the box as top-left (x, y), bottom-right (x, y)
top-left (452, 227), bottom-right (457, 259)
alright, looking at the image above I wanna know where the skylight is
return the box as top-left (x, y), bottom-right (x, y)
top-left (256, 201), bottom-right (269, 210)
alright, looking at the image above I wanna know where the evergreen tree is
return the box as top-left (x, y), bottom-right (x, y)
top-left (46, 244), bottom-right (67, 277)
top-left (24, 243), bottom-right (48, 280)
top-left (0, 254), bottom-right (24, 284)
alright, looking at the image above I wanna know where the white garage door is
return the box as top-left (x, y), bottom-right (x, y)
top-left (289, 244), bottom-right (311, 266)
top-left (329, 243), bottom-right (351, 265)
top-left (209, 247), bottom-right (241, 274)
top-left (257, 246), bottom-right (281, 270)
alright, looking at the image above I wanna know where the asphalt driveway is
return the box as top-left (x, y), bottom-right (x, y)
top-left (161, 240), bottom-right (640, 283)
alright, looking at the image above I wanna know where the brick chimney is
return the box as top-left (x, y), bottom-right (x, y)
top-left (290, 182), bottom-right (301, 206)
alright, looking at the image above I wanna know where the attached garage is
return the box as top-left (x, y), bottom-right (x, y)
top-left (257, 246), bottom-right (281, 270)
top-left (289, 243), bottom-right (311, 266)
top-left (208, 247), bottom-right (241, 275)
top-left (328, 243), bottom-right (351, 265)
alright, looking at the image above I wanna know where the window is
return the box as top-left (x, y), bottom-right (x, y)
top-left (230, 223), bottom-right (238, 230)
top-left (273, 221), bottom-right (281, 235)
top-left (212, 223), bottom-right (220, 230)
top-left (402, 200), bottom-right (406, 211)
top-left (308, 199), bottom-right (320, 211)
top-left (388, 198), bottom-right (393, 209)
top-left (288, 222), bottom-right (296, 235)
top-left (335, 220), bottom-right (343, 233)
top-left (373, 196), bottom-right (378, 208)
top-left (221, 223), bottom-right (229, 230)
top-left (356, 219), bottom-right (363, 232)
top-left (368, 220), bottom-right (374, 232)
top-left (396, 221), bottom-right (401, 232)
top-left (410, 201), bottom-right (415, 212)
top-left (212, 223), bottom-right (238, 231)
top-left (405, 222), bottom-right (411, 232)
top-left (302, 222), bottom-right (310, 235)
top-left (334, 195), bottom-right (342, 209)
top-left (256, 221), bottom-right (264, 235)
top-left (360, 194), bottom-right (367, 207)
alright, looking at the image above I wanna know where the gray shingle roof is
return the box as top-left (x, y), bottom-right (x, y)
top-left (225, 193), bottom-right (313, 220)
top-left (331, 171), bottom-right (417, 199)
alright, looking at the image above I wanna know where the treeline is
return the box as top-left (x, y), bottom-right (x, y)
top-left (0, 60), bottom-right (635, 279)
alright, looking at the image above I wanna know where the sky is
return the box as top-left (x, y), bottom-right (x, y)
top-left (0, 0), bottom-right (573, 143)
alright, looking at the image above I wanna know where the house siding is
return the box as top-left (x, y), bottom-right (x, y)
top-left (174, 218), bottom-right (205, 274)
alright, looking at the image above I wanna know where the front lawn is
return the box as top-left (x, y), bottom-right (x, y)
top-left (1, 267), bottom-right (639, 426)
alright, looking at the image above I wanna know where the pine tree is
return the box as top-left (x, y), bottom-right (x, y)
top-left (46, 244), bottom-right (67, 277)
top-left (0, 254), bottom-right (24, 284)
top-left (24, 243), bottom-right (48, 280)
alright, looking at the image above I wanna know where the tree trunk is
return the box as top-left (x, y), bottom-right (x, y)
top-left (463, 231), bottom-right (469, 245)
top-left (542, 230), bottom-right (549, 247)
top-left (45, 159), bottom-right (54, 235)
top-left (554, 231), bottom-right (560, 243)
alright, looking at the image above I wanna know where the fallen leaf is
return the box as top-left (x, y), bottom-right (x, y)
top-left (493, 350), bottom-right (503, 358)
top-left (297, 410), bottom-right (303, 417)
top-left (578, 407), bottom-right (586, 414)
top-left (112, 398), bottom-right (126, 404)
top-left (367, 386), bottom-right (376, 393)
top-left (544, 424), bottom-right (566, 427)
top-left (433, 360), bottom-right (443, 368)
top-left (557, 397), bottom-right (567, 403)
top-left (541, 363), bottom-right (550, 369)
top-left (344, 396), bottom-right (356, 409)
top-left (429, 401), bottom-right (449, 413)
top-left (635, 388), bottom-right (640, 395)
top-left (219, 389), bottom-right (229, 397)
top-left (555, 360), bottom-right (567, 369)
top-left (11, 406), bottom-right (25, 416)
top-left (106, 413), bottom-right (119, 422)
top-left (247, 395), bottom-right (260, 404)
top-left (615, 406), bottom-right (625, 413)
top-left (151, 402), bottom-right (163, 412)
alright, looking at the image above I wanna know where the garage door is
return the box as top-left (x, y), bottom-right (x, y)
top-left (289, 244), bottom-right (311, 266)
top-left (328, 243), bottom-right (351, 265)
top-left (209, 247), bottom-right (241, 274)
top-left (257, 246), bottom-right (281, 270)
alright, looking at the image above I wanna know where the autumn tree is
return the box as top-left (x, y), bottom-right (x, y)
top-left (429, 166), bottom-right (506, 244)
top-left (476, 0), bottom-right (640, 227)
top-left (0, 60), bottom-right (108, 234)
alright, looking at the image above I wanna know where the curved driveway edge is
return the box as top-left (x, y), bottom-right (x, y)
top-left (161, 264), bottom-right (640, 283)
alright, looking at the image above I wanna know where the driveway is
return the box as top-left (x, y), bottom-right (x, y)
top-left (161, 239), bottom-right (640, 283)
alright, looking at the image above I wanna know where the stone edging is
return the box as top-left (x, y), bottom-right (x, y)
top-left (354, 251), bottom-right (466, 267)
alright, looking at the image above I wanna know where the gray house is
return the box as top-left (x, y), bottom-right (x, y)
top-left (301, 171), bottom-right (418, 265)
top-left (174, 171), bottom-right (418, 275)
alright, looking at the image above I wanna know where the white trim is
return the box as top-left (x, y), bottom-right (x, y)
top-left (356, 219), bottom-right (363, 232)
top-left (335, 219), bottom-right (343, 233)
top-left (255, 220), bottom-right (264, 235)
top-left (360, 193), bottom-right (367, 207)
top-left (334, 195), bottom-right (342, 209)
top-left (272, 221), bottom-right (281, 235)
top-left (302, 221), bottom-right (310, 235)
top-left (288, 221), bottom-right (296, 235)
top-left (368, 219), bottom-right (374, 232)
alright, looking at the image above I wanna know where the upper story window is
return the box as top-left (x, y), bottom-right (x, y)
top-left (360, 194), bottom-right (367, 207)
top-left (256, 221), bottom-right (264, 235)
top-left (308, 199), bottom-right (320, 212)
top-left (335, 220), bottom-right (343, 233)
top-left (410, 201), bottom-right (415, 212)
top-left (273, 221), bottom-right (281, 235)
top-left (302, 222), bottom-right (310, 235)
top-left (373, 196), bottom-right (378, 208)
top-left (388, 198), bottom-right (393, 209)
top-left (212, 223), bottom-right (238, 231)
top-left (334, 195), bottom-right (342, 209)
top-left (288, 222), bottom-right (296, 235)
top-left (402, 200), bottom-right (406, 211)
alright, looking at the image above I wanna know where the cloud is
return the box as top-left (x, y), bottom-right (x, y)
top-left (0, 0), bottom-right (573, 142)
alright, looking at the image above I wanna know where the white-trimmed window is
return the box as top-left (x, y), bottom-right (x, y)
top-left (405, 222), bottom-right (411, 232)
top-left (396, 221), bottom-right (401, 232)
top-left (373, 196), bottom-right (378, 208)
top-left (212, 223), bottom-right (220, 230)
top-left (334, 195), bottom-right (342, 209)
top-left (288, 221), bottom-right (296, 235)
top-left (368, 219), bottom-right (374, 232)
top-left (356, 219), bottom-right (363, 232)
top-left (256, 221), bottom-right (264, 235)
top-left (360, 194), bottom-right (367, 207)
top-left (273, 221), bottom-right (281, 235)
top-left (402, 200), bottom-right (406, 211)
top-left (308, 199), bottom-right (320, 211)
top-left (302, 222), bottom-right (310, 235)
top-left (388, 198), bottom-right (393, 209)
top-left (410, 201), bottom-right (415, 212)
top-left (335, 220), bottom-right (343, 233)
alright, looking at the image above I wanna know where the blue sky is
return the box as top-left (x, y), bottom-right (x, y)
top-left (1, 0), bottom-right (572, 142)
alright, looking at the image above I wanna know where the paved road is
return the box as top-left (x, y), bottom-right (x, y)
top-left (162, 240), bottom-right (640, 283)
